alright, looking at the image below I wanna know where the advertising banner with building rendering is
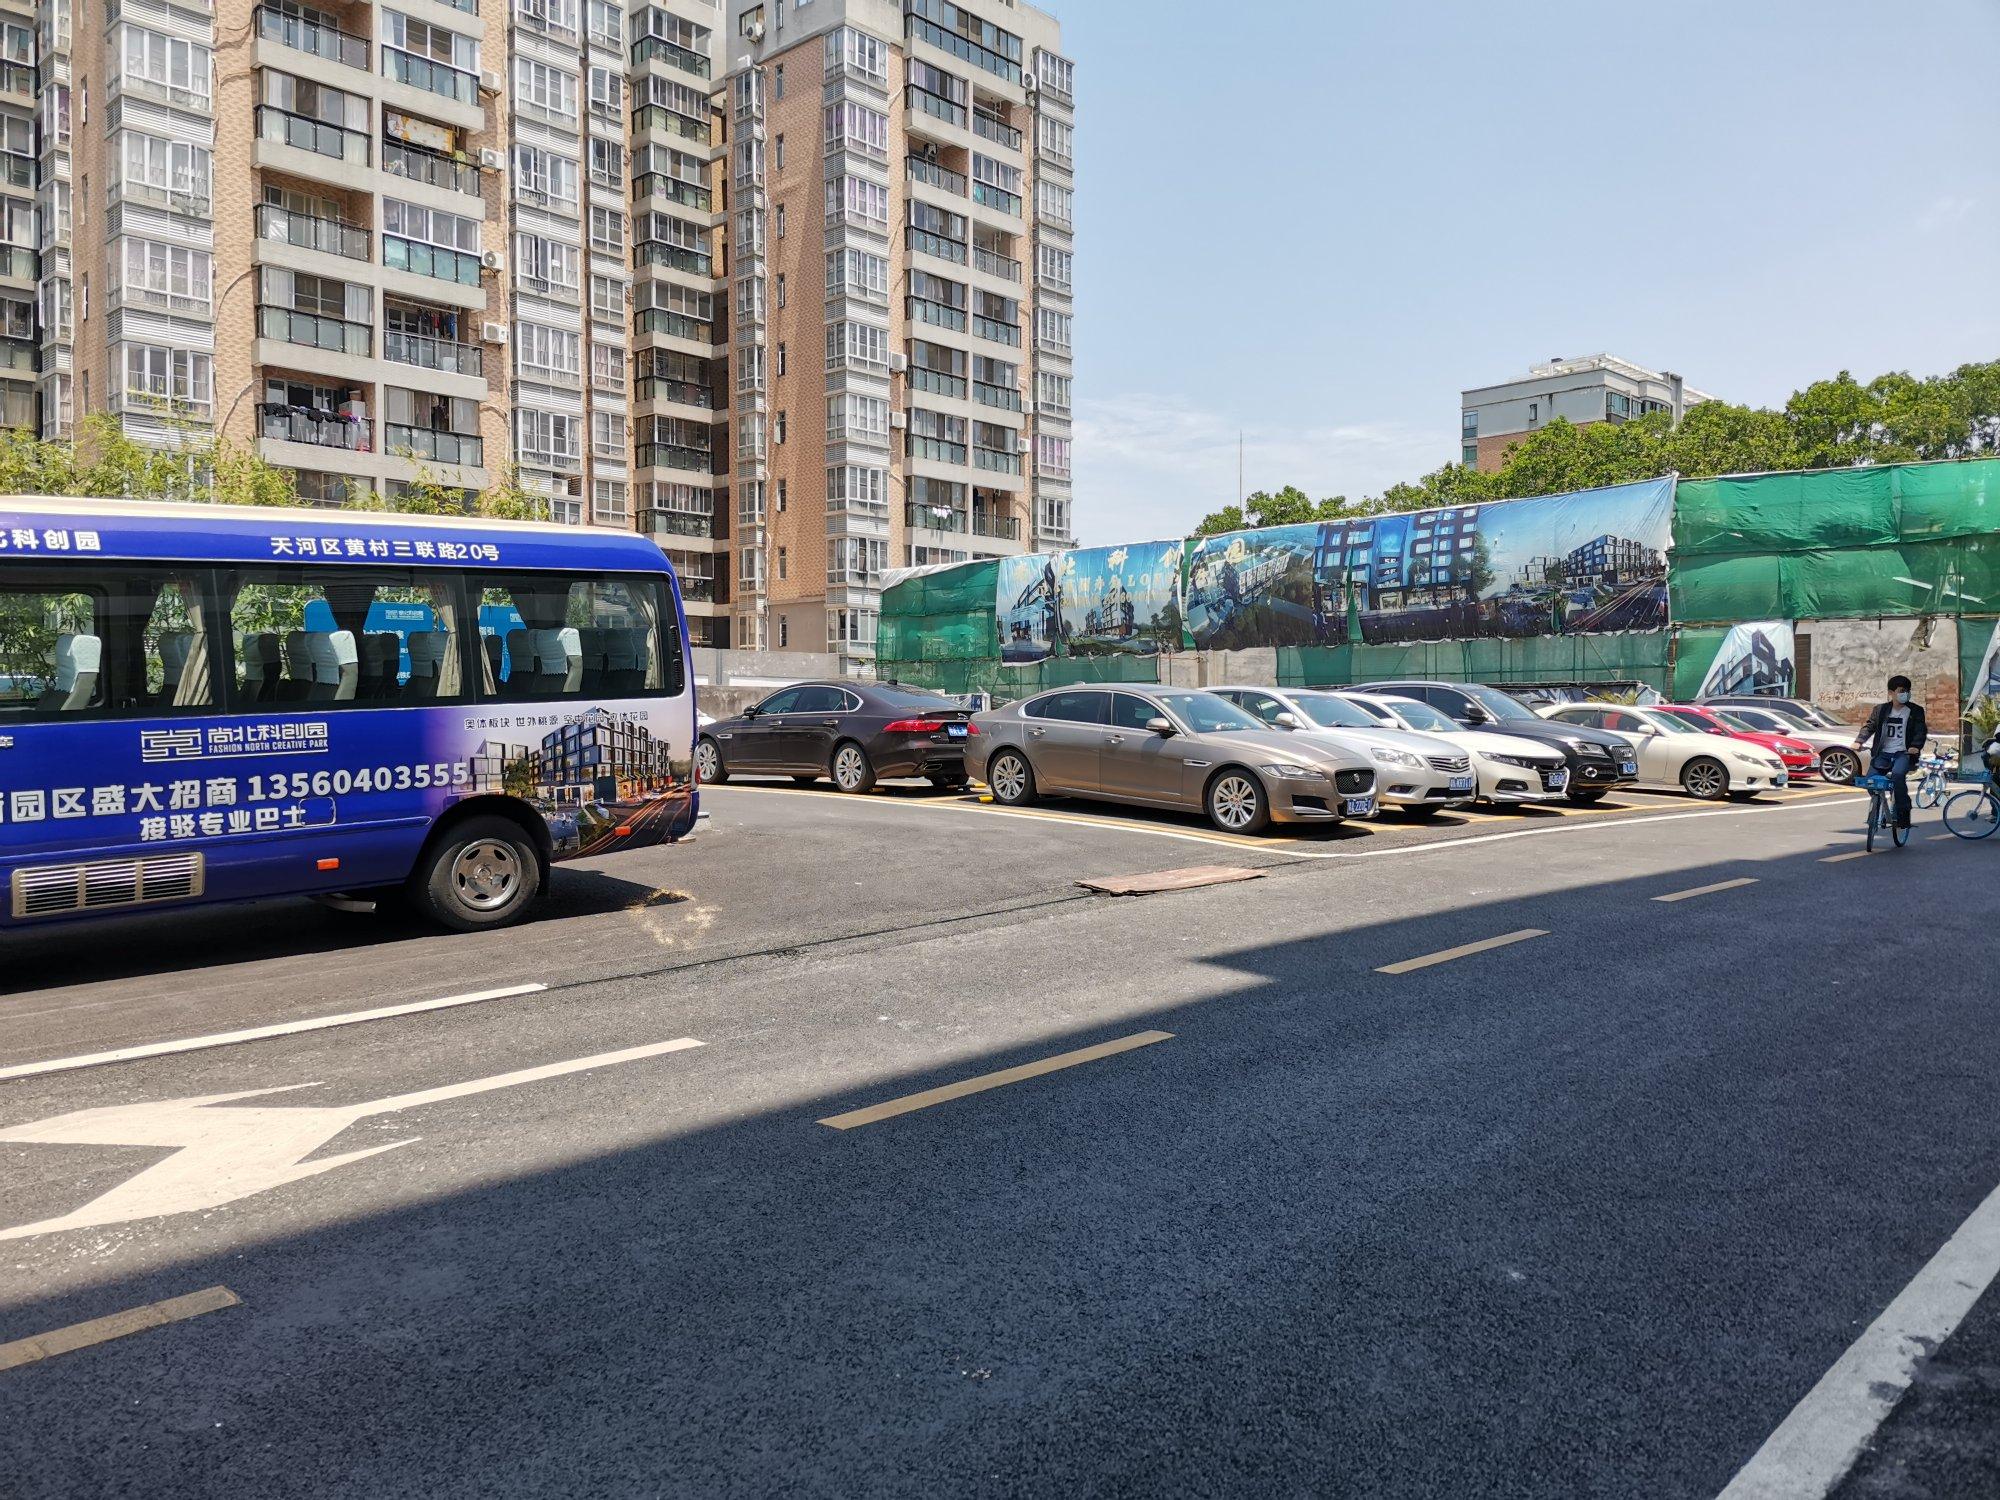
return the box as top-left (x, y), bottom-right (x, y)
top-left (1182, 477), bottom-right (1674, 651)
top-left (995, 541), bottom-right (1184, 664)
top-left (1691, 620), bottom-right (1798, 699)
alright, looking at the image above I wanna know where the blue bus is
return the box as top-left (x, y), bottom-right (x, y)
top-left (0, 497), bottom-right (698, 931)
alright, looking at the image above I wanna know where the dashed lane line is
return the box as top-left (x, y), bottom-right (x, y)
top-left (0, 984), bottom-right (550, 1082)
top-left (1652, 877), bottom-right (1760, 903)
top-left (818, 1031), bottom-right (1174, 1130)
top-left (1375, 928), bottom-right (1548, 975)
top-left (0, 1286), bottom-right (239, 1372)
top-left (1819, 852), bottom-right (1870, 864)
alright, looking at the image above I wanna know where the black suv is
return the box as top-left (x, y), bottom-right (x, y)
top-left (1352, 680), bottom-right (1640, 803)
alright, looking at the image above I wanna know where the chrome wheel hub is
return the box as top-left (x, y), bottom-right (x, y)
top-left (992, 757), bottom-right (1026, 800)
top-left (451, 839), bottom-right (520, 911)
top-left (1213, 775), bottom-right (1257, 829)
top-left (835, 748), bottom-right (865, 788)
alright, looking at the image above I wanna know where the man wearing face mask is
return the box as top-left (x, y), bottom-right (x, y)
top-left (1853, 674), bottom-right (1927, 829)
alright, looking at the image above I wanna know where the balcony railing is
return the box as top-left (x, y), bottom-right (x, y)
top-left (971, 182), bottom-right (1022, 217)
top-left (634, 375), bottom-right (713, 407)
top-left (906, 501), bottom-right (967, 532)
top-left (258, 305), bottom-right (373, 358)
top-left (972, 511), bottom-right (1020, 539)
top-left (640, 508), bottom-right (717, 538)
top-left (908, 435), bottom-right (966, 464)
top-left (383, 139), bottom-right (482, 196)
top-left (973, 246), bottom-right (1020, 281)
top-left (388, 424), bottom-right (483, 466)
top-left (905, 13), bottom-right (1021, 86)
top-left (633, 173), bottom-right (710, 211)
top-left (634, 442), bottom-right (715, 473)
top-left (383, 235), bottom-right (481, 286)
top-left (973, 381), bottom-right (1021, 411)
top-left (973, 447), bottom-right (1023, 475)
top-left (971, 111), bottom-right (1022, 150)
top-left (259, 403), bottom-right (372, 451)
top-left (383, 47), bottom-right (479, 105)
top-left (677, 573), bottom-right (718, 603)
top-left (908, 297), bottom-right (966, 332)
top-left (255, 203), bottom-right (370, 261)
top-left (908, 227), bottom-right (966, 264)
top-left (635, 243), bottom-right (711, 275)
top-left (972, 314), bottom-right (1021, 346)
top-left (634, 309), bottom-right (713, 342)
top-left (906, 84), bottom-right (966, 129)
top-left (630, 36), bottom-right (710, 78)
top-left (909, 367), bottom-right (966, 400)
top-left (385, 329), bottom-right (482, 376)
top-left (257, 104), bottom-right (371, 165)
top-left (906, 156), bottom-right (966, 195)
top-left (256, 4), bottom-right (368, 69)
top-left (630, 104), bottom-right (710, 143)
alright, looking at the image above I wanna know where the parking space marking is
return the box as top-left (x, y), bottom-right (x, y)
top-left (1376, 928), bottom-right (1548, 975)
top-left (817, 1030), bottom-right (1174, 1130)
top-left (0, 984), bottom-right (551, 1082)
top-left (1819, 852), bottom-right (1870, 864)
top-left (0, 1286), bottom-right (239, 1372)
top-left (1718, 1174), bottom-right (2000, 1500)
top-left (1652, 877), bottom-right (1759, 903)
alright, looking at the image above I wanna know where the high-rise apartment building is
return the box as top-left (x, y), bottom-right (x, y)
top-left (719, 0), bottom-right (1072, 667)
top-left (1460, 355), bottom-right (1713, 473)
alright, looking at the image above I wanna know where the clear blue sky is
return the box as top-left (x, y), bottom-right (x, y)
top-left (1063, 0), bottom-right (2000, 545)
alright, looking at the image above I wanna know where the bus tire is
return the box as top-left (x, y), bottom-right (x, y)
top-left (411, 815), bottom-right (543, 932)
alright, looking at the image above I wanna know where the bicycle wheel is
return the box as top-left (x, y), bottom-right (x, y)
top-left (1914, 776), bottom-right (1942, 810)
top-left (1892, 817), bottom-right (1910, 847)
top-left (1943, 788), bottom-right (2000, 840)
top-left (1865, 793), bottom-right (1880, 853)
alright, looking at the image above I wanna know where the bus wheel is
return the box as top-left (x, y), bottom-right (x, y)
top-left (413, 816), bottom-right (543, 931)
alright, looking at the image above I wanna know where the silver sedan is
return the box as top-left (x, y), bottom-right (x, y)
top-left (971, 686), bottom-right (1377, 834)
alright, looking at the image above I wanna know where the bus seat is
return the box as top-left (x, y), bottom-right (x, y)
top-left (306, 631), bottom-right (358, 701)
top-left (279, 631), bottom-right (314, 700)
top-left (36, 633), bottom-right (100, 711)
top-left (503, 629), bottom-right (536, 696)
top-left (604, 628), bottom-right (645, 694)
top-left (558, 626), bottom-right (583, 693)
top-left (248, 634), bottom-right (283, 702)
top-left (154, 632), bottom-right (192, 705)
top-left (357, 632), bottom-right (398, 700)
top-left (402, 631), bottom-right (441, 701)
top-left (577, 627), bottom-right (609, 693)
top-left (529, 627), bottom-right (582, 694)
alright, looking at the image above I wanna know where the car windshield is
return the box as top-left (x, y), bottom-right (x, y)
top-left (1382, 699), bottom-right (1458, 733)
top-left (1154, 691), bottom-right (1263, 733)
top-left (1464, 685), bottom-right (1542, 723)
top-left (1291, 692), bottom-right (1379, 729)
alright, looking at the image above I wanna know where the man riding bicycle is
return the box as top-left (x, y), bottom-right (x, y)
top-left (1852, 674), bottom-right (1928, 829)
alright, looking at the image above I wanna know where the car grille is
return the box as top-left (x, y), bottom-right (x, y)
top-left (1334, 769), bottom-right (1373, 795)
top-left (11, 852), bottom-right (203, 919)
top-left (1425, 754), bottom-right (1471, 774)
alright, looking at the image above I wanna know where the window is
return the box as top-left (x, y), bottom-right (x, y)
top-left (826, 322), bottom-right (889, 373)
top-left (1036, 243), bottom-right (1073, 291)
top-left (515, 233), bottom-right (580, 292)
top-left (1036, 307), bottom-right (1073, 353)
top-left (1036, 114), bottom-right (1073, 168)
top-left (824, 26), bottom-right (886, 82)
top-left (588, 205), bottom-right (626, 255)
top-left (1528, 401), bottom-right (1539, 423)
top-left (1025, 690), bottom-right (1106, 725)
top-left (517, 0), bottom-right (580, 37)
top-left (827, 536), bottom-right (886, 585)
top-left (587, 0), bottom-right (622, 46)
top-left (120, 132), bottom-right (212, 206)
top-left (1036, 434), bottom-right (1070, 479)
top-left (386, 388), bottom-right (483, 466)
top-left (383, 200), bottom-right (482, 285)
top-left (774, 133), bottom-right (784, 169)
top-left (827, 465), bottom-right (888, 515)
top-left (776, 546), bottom-right (788, 580)
top-left (124, 344), bottom-right (212, 412)
top-left (1036, 49), bottom-right (1075, 102)
top-left (776, 343), bottom-right (787, 376)
top-left (590, 274), bottom-right (627, 321)
top-left (774, 411), bottom-right (787, 445)
top-left (381, 12), bottom-right (480, 103)
top-left (592, 410), bottom-right (627, 462)
top-left (514, 144), bottom-right (581, 210)
top-left (829, 608), bottom-right (877, 649)
top-left (472, 572), bottom-right (679, 700)
top-left (1461, 409), bottom-right (1478, 436)
top-left (1462, 445), bottom-right (1478, 466)
top-left (773, 63), bottom-right (784, 98)
top-left (775, 273), bottom-right (786, 308)
top-left (826, 175), bottom-right (889, 228)
top-left (1111, 694), bottom-right (1162, 731)
top-left (514, 57), bottom-right (578, 122)
top-left (224, 570), bottom-right (466, 709)
top-left (1036, 371), bottom-right (1072, 415)
top-left (587, 66), bottom-right (622, 120)
top-left (118, 25), bottom-right (213, 109)
top-left (826, 248), bottom-right (889, 303)
top-left (1036, 180), bottom-right (1074, 229)
top-left (0, 565), bottom-right (217, 721)
top-left (823, 100), bottom-right (888, 158)
top-left (775, 203), bottom-right (785, 238)
top-left (516, 322), bottom-right (581, 383)
top-left (775, 479), bottom-right (787, 512)
top-left (827, 393), bottom-right (888, 443)
top-left (518, 409), bottom-right (583, 468)
top-left (113, 238), bottom-right (213, 312)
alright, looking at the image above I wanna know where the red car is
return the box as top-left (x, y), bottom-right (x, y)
top-left (1660, 703), bottom-right (1818, 778)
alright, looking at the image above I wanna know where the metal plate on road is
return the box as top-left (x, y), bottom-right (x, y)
top-left (1077, 866), bottom-right (1266, 896)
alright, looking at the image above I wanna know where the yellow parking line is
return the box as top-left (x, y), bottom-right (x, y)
top-left (818, 1030), bottom-right (1174, 1129)
top-left (1652, 876), bottom-right (1759, 903)
top-left (0, 1286), bottom-right (239, 1371)
top-left (1376, 928), bottom-right (1548, 975)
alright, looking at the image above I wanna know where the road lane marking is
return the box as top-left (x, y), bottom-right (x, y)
top-left (0, 984), bottom-right (550, 1082)
top-left (1819, 852), bottom-right (1869, 864)
top-left (1929, 833), bottom-right (1955, 841)
top-left (1653, 877), bottom-right (1759, 903)
top-left (1717, 1175), bottom-right (2000, 1500)
top-left (0, 1286), bottom-right (239, 1372)
top-left (0, 1038), bottom-right (704, 1240)
top-left (817, 1030), bottom-right (1173, 1130)
top-left (1375, 929), bottom-right (1548, 975)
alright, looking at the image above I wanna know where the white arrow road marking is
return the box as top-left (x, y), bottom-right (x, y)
top-left (0, 1038), bottom-right (704, 1241)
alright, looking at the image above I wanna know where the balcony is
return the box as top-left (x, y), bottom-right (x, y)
top-left (906, 156), bottom-right (966, 196)
top-left (973, 446), bottom-right (1023, 475)
top-left (634, 308), bottom-right (713, 343)
top-left (256, 203), bottom-right (370, 261)
top-left (383, 139), bottom-right (482, 197)
top-left (909, 367), bottom-right (966, 400)
top-left (970, 182), bottom-right (1021, 218)
top-left (972, 314), bottom-right (1021, 347)
top-left (905, 13), bottom-right (1021, 86)
top-left (630, 104), bottom-right (710, 143)
top-left (905, 84), bottom-right (965, 130)
top-left (972, 510), bottom-right (1020, 540)
top-left (633, 174), bottom-right (710, 212)
top-left (634, 375), bottom-right (714, 408)
top-left (905, 500), bottom-right (967, 533)
top-left (972, 246), bottom-right (1020, 281)
top-left (635, 243), bottom-right (711, 276)
top-left (639, 508), bottom-right (718, 539)
top-left (677, 573), bottom-right (719, 603)
top-left (257, 105), bottom-right (371, 166)
top-left (630, 35), bottom-right (710, 79)
top-left (258, 305), bottom-right (373, 358)
top-left (388, 424), bottom-right (483, 466)
top-left (972, 381), bottom-right (1021, 411)
top-left (383, 47), bottom-right (479, 106)
top-left (256, 5), bottom-right (368, 70)
top-left (908, 297), bottom-right (966, 333)
top-left (635, 442), bottom-right (715, 473)
top-left (908, 435), bottom-right (966, 465)
top-left (970, 110), bottom-right (1021, 151)
top-left (260, 403), bottom-right (372, 452)
top-left (385, 329), bottom-right (482, 377)
top-left (908, 227), bottom-right (966, 265)
top-left (383, 235), bottom-right (481, 286)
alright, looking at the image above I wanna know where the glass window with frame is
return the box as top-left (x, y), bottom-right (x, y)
top-left (223, 568), bottom-right (466, 709)
top-left (471, 572), bottom-right (678, 700)
top-left (0, 564), bottom-right (220, 721)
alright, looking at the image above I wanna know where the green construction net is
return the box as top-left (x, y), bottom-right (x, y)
top-left (1279, 633), bottom-right (1674, 692)
top-left (1672, 459), bottom-right (2000, 623)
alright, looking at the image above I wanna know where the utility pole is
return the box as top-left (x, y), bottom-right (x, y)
top-left (1237, 431), bottom-right (1244, 506)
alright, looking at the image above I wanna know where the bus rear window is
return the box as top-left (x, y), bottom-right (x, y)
top-left (1, 566), bottom-right (217, 720)
top-left (473, 573), bottom-right (680, 701)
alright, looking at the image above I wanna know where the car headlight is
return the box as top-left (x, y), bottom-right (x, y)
top-left (1371, 746), bottom-right (1421, 768)
top-left (1258, 762), bottom-right (1320, 780)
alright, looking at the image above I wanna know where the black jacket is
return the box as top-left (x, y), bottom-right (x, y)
top-left (1857, 699), bottom-right (1928, 754)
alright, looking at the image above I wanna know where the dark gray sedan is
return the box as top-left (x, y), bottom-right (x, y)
top-left (695, 681), bottom-right (973, 793)
top-left (971, 686), bottom-right (1376, 834)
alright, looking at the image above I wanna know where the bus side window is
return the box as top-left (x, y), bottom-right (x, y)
top-left (472, 574), bottom-right (676, 701)
top-left (0, 564), bottom-right (219, 720)
top-left (221, 569), bottom-right (465, 709)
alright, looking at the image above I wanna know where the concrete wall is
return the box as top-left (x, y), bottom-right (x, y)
top-left (691, 648), bottom-right (843, 715)
top-left (1797, 617), bottom-right (1961, 735)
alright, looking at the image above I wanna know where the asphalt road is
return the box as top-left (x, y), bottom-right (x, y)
top-left (2, 778), bottom-right (1997, 1497)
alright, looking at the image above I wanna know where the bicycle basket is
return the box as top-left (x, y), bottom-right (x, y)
top-left (1853, 773), bottom-right (1895, 791)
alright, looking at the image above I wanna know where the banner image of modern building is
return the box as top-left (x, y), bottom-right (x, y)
top-left (1692, 621), bottom-right (1797, 699)
top-left (996, 540), bottom-right (1181, 662)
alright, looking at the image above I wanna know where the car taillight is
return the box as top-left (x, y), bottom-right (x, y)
top-left (965, 722), bottom-right (981, 735)
top-left (884, 718), bottom-right (946, 733)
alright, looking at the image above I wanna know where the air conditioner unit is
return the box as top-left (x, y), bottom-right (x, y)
top-left (1021, 399), bottom-right (1035, 415)
top-left (481, 321), bottom-right (509, 344)
top-left (480, 249), bottom-right (505, 271)
top-left (746, 20), bottom-right (764, 41)
top-left (890, 411), bottom-right (908, 430)
top-left (889, 352), bottom-right (908, 372)
top-left (1017, 435), bottom-right (1032, 453)
top-left (1023, 73), bottom-right (1040, 94)
top-left (479, 69), bottom-right (503, 94)
top-left (479, 147), bottom-right (504, 170)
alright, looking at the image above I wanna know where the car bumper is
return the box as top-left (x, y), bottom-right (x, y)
top-left (1484, 765), bottom-right (1570, 803)
top-left (1571, 757), bottom-right (1638, 784)
top-left (1374, 771), bottom-right (1477, 807)
top-left (873, 744), bottom-right (967, 779)
top-left (1267, 771), bottom-right (1377, 823)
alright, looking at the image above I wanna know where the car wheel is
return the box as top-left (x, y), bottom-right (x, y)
top-left (1821, 748), bottom-right (1860, 784)
top-left (1206, 769), bottom-right (1270, 834)
top-left (1680, 756), bottom-right (1729, 799)
top-left (694, 737), bottom-right (726, 784)
top-left (986, 750), bottom-right (1036, 805)
top-left (1565, 786), bottom-right (1607, 805)
top-left (831, 740), bottom-right (876, 794)
top-left (410, 815), bottom-right (543, 932)
top-left (1397, 804), bottom-right (1446, 821)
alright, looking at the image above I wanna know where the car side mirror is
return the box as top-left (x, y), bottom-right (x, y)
top-left (1145, 716), bottom-right (1176, 736)
top-left (1462, 708), bottom-right (1491, 724)
top-left (1272, 711), bottom-right (1300, 729)
top-left (1634, 724), bottom-right (1659, 737)
top-left (741, 706), bottom-right (759, 718)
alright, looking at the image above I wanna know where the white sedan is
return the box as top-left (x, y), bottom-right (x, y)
top-left (1209, 685), bottom-right (1476, 819)
top-left (1539, 703), bottom-right (1788, 799)
top-left (1337, 692), bottom-right (1571, 805)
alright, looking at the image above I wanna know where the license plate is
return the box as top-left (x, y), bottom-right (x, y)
top-left (1547, 769), bottom-right (1569, 790)
top-left (946, 724), bottom-right (968, 739)
top-left (1775, 772), bottom-right (1788, 787)
top-left (1618, 760), bottom-right (1637, 775)
top-left (1344, 795), bottom-right (1376, 817)
top-left (1448, 775), bottom-right (1474, 792)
